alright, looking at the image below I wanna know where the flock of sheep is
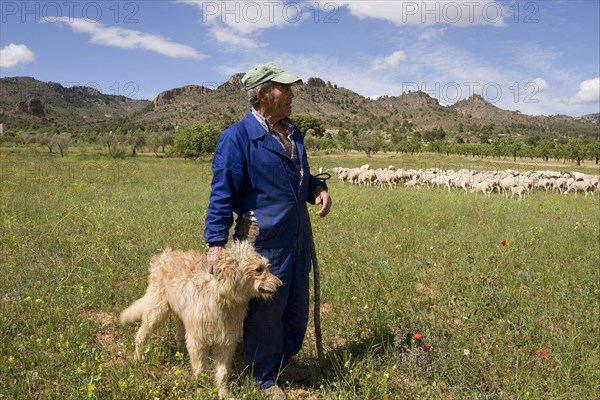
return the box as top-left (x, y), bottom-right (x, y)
top-left (329, 164), bottom-right (600, 199)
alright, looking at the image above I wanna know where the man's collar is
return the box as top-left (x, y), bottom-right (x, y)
top-left (251, 108), bottom-right (270, 132)
top-left (250, 108), bottom-right (295, 135)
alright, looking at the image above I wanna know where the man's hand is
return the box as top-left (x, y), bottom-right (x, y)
top-left (314, 187), bottom-right (332, 217)
top-left (207, 246), bottom-right (223, 274)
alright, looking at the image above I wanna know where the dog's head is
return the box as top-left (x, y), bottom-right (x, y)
top-left (217, 240), bottom-right (282, 302)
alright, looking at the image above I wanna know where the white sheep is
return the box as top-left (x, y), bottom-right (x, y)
top-left (347, 169), bottom-right (361, 184)
top-left (337, 170), bottom-right (349, 184)
top-left (564, 180), bottom-right (593, 197)
top-left (378, 172), bottom-right (398, 189)
top-left (451, 177), bottom-right (470, 194)
top-left (510, 185), bottom-right (527, 200)
top-left (404, 178), bottom-right (418, 190)
top-left (552, 177), bottom-right (568, 194)
top-left (471, 181), bottom-right (493, 197)
top-left (358, 170), bottom-right (376, 187)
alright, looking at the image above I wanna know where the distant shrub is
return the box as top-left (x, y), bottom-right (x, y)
top-left (172, 123), bottom-right (220, 160)
top-left (109, 144), bottom-right (128, 159)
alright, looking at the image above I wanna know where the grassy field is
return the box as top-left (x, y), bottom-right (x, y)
top-left (1, 148), bottom-right (598, 399)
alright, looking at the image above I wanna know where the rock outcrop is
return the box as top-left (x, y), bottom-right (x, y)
top-left (153, 85), bottom-right (213, 107)
top-left (16, 98), bottom-right (45, 117)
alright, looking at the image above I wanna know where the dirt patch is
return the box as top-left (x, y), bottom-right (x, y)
top-left (287, 388), bottom-right (323, 400)
top-left (415, 282), bottom-right (435, 297)
top-left (320, 302), bottom-right (332, 316)
top-left (86, 309), bottom-right (116, 350)
top-left (87, 309), bottom-right (114, 329)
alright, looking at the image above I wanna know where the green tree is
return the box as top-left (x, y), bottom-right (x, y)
top-left (491, 137), bottom-right (509, 159)
top-left (404, 136), bottom-right (423, 155)
top-left (172, 123), bottom-right (220, 160)
top-left (38, 133), bottom-right (57, 153)
top-left (126, 130), bottom-right (146, 156)
top-left (536, 138), bottom-right (555, 161)
top-left (55, 133), bottom-right (71, 157)
top-left (160, 132), bottom-right (174, 153)
top-left (586, 140), bottom-right (600, 164)
top-left (351, 130), bottom-right (383, 157)
top-left (335, 129), bottom-right (351, 152)
top-left (98, 131), bottom-right (117, 154)
top-left (429, 140), bottom-right (448, 155)
top-left (146, 132), bottom-right (163, 156)
top-left (508, 139), bottom-right (525, 161)
top-left (303, 131), bottom-right (320, 151)
top-left (291, 115), bottom-right (325, 137)
top-left (422, 130), bottom-right (435, 143)
top-left (565, 138), bottom-right (585, 166)
top-left (319, 135), bottom-right (336, 151)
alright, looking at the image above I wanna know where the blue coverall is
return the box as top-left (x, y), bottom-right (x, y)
top-left (203, 111), bottom-right (326, 389)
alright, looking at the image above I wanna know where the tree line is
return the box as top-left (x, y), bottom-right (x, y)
top-left (301, 129), bottom-right (599, 165)
top-left (2, 117), bottom-right (598, 166)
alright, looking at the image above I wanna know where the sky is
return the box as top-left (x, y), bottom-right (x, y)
top-left (1, 0), bottom-right (599, 117)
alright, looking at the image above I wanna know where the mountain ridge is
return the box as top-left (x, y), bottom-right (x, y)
top-left (0, 76), bottom-right (597, 141)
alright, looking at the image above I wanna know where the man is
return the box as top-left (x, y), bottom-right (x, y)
top-left (203, 63), bottom-right (332, 399)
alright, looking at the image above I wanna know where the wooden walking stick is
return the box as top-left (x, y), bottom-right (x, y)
top-left (307, 172), bottom-right (330, 367)
top-left (308, 216), bottom-right (325, 366)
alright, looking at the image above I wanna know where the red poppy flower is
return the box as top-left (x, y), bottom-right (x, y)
top-left (413, 333), bottom-right (423, 341)
top-left (424, 344), bottom-right (432, 351)
top-left (556, 215), bottom-right (561, 221)
top-left (501, 240), bottom-right (507, 246)
top-left (534, 349), bottom-right (547, 359)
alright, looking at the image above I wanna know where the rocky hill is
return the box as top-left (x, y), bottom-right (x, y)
top-left (0, 76), bottom-right (597, 141)
top-left (576, 113), bottom-right (600, 125)
top-left (0, 76), bottom-right (150, 131)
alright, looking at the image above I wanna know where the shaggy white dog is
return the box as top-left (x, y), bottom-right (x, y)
top-left (120, 240), bottom-right (282, 399)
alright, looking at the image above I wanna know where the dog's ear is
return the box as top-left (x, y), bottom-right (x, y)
top-left (215, 254), bottom-right (239, 281)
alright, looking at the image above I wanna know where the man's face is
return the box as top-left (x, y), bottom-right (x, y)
top-left (261, 83), bottom-right (295, 120)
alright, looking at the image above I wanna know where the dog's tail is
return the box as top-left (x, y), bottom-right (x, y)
top-left (119, 295), bottom-right (147, 326)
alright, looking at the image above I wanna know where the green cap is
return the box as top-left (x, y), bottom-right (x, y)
top-left (241, 63), bottom-right (302, 90)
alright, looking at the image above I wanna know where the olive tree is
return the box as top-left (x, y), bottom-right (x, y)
top-left (172, 123), bottom-right (220, 160)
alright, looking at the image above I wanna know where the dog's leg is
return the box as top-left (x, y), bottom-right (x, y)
top-left (214, 343), bottom-right (236, 400)
top-left (175, 317), bottom-right (186, 351)
top-left (133, 299), bottom-right (170, 361)
top-left (186, 334), bottom-right (209, 376)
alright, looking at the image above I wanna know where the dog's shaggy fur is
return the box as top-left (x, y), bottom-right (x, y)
top-left (120, 240), bottom-right (282, 399)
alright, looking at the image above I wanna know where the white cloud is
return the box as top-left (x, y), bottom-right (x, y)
top-left (372, 50), bottom-right (406, 70)
top-left (568, 78), bottom-right (600, 104)
top-left (531, 77), bottom-right (549, 92)
top-left (419, 28), bottom-right (446, 40)
top-left (209, 25), bottom-right (261, 49)
top-left (332, 0), bottom-right (509, 26)
top-left (179, 0), bottom-right (300, 49)
top-left (55, 18), bottom-right (207, 60)
top-left (0, 43), bottom-right (36, 68)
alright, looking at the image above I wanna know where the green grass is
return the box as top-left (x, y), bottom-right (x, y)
top-left (1, 149), bottom-right (598, 399)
